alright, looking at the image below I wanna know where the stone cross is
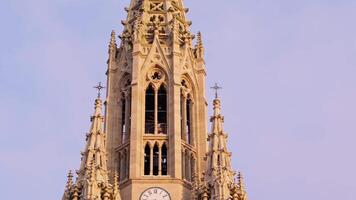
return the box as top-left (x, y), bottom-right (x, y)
top-left (94, 82), bottom-right (105, 98)
top-left (210, 83), bottom-right (222, 99)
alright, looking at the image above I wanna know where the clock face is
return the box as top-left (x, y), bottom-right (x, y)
top-left (139, 187), bottom-right (171, 200)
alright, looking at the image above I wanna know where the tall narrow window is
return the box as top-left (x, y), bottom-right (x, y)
top-left (161, 144), bottom-right (168, 175)
top-left (185, 153), bottom-right (191, 181)
top-left (144, 144), bottom-right (151, 175)
top-left (158, 86), bottom-right (167, 134)
top-left (182, 150), bottom-right (185, 179)
top-left (180, 90), bottom-right (184, 140)
top-left (145, 85), bottom-right (155, 134)
top-left (191, 156), bottom-right (195, 180)
top-left (186, 98), bottom-right (192, 144)
top-left (153, 144), bottom-right (159, 175)
top-left (119, 153), bottom-right (122, 181)
top-left (123, 150), bottom-right (127, 180)
top-left (127, 151), bottom-right (130, 179)
top-left (120, 152), bottom-right (127, 181)
top-left (121, 97), bottom-right (126, 142)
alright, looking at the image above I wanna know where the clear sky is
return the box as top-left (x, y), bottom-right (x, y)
top-left (1, 0), bottom-right (356, 199)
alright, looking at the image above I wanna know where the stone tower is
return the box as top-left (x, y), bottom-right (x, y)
top-left (105, 0), bottom-right (207, 199)
top-left (62, 0), bottom-right (249, 199)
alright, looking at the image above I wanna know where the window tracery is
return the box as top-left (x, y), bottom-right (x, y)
top-left (144, 69), bottom-right (167, 135)
top-left (180, 78), bottom-right (194, 145)
top-left (118, 148), bottom-right (129, 182)
top-left (119, 76), bottom-right (131, 144)
top-left (143, 141), bottom-right (169, 176)
top-left (181, 147), bottom-right (196, 182)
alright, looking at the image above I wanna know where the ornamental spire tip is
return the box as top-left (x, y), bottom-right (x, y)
top-left (210, 83), bottom-right (222, 99)
top-left (93, 82), bottom-right (105, 99)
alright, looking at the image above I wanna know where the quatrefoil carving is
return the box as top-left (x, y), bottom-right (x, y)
top-left (147, 68), bottom-right (166, 84)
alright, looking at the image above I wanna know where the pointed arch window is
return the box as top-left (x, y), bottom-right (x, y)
top-left (185, 152), bottom-right (191, 181)
top-left (120, 96), bottom-right (126, 142)
top-left (186, 97), bottom-right (192, 144)
top-left (119, 77), bottom-right (131, 144)
top-left (119, 150), bottom-right (129, 181)
top-left (191, 156), bottom-right (196, 180)
top-left (145, 85), bottom-right (155, 134)
top-left (181, 80), bottom-right (194, 145)
top-left (144, 144), bottom-right (151, 175)
top-left (153, 144), bottom-right (159, 175)
top-left (157, 85), bottom-right (167, 134)
top-left (145, 84), bottom-right (167, 135)
top-left (161, 144), bottom-right (168, 175)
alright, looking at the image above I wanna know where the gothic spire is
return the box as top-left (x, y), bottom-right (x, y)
top-left (62, 91), bottom-right (121, 199)
top-left (77, 95), bottom-right (109, 184)
top-left (202, 91), bottom-right (236, 199)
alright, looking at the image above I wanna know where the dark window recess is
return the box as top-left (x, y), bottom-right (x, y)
top-left (121, 98), bottom-right (126, 142)
top-left (145, 85), bottom-right (155, 134)
top-left (161, 144), bottom-right (168, 175)
top-left (180, 91), bottom-right (184, 139)
top-left (144, 144), bottom-right (151, 175)
top-left (158, 86), bottom-right (167, 134)
top-left (186, 98), bottom-right (192, 144)
top-left (153, 144), bottom-right (159, 176)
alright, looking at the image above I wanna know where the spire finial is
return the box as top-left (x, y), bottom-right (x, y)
top-left (195, 31), bottom-right (205, 59)
top-left (110, 30), bottom-right (116, 46)
top-left (94, 82), bottom-right (105, 99)
top-left (210, 83), bottom-right (222, 99)
top-left (66, 170), bottom-right (74, 190)
top-left (197, 32), bottom-right (203, 47)
top-left (237, 171), bottom-right (245, 189)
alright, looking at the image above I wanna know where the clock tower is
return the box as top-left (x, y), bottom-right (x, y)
top-left (105, 0), bottom-right (207, 199)
top-left (62, 1), bottom-right (249, 200)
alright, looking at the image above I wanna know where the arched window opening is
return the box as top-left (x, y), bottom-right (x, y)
top-left (158, 86), bottom-right (167, 134)
top-left (119, 152), bottom-right (125, 181)
top-left (180, 80), bottom-right (193, 144)
top-left (126, 151), bottom-right (130, 179)
top-left (145, 85), bottom-right (155, 134)
top-left (191, 156), bottom-right (195, 180)
top-left (153, 144), bottom-right (159, 176)
top-left (181, 150), bottom-right (185, 179)
top-left (180, 89), bottom-right (184, 140)
top-left (144, 144), bottom-right (151, 175)
top-left (122, 151), bottom-right (127, 180)
top-left (120, 97), bottom-right (126, 142)
top-left (185, 153), bottom-right (191, 181)
top-left (186, 97), bottom-right (192, 144)
top-left (118, 153), bottom-right (122, 181)
top-left (161, 144), bottom-right (168, 175)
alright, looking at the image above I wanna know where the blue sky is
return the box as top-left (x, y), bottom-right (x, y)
top-left (1, 0), bottom-right (356, 199)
